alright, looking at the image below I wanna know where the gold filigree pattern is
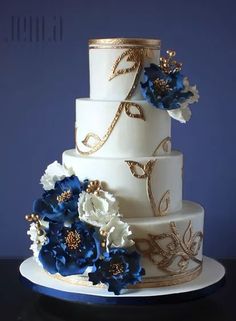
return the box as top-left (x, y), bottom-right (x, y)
top-left (125, 160), bottom-right (158, 216)
top-left (135, 221), bottom-right (203, 274)
top-left (76, 48), bottom-right (145, 155)
top-left (152, 137), bottom-right (171, 155)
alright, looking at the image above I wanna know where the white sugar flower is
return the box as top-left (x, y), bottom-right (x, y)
top-left (40, 161), bottom-right (74, 190)
top-left (27, 221), bottom-right (48, 263)
top-left (78, 190), bottom-right (120, 227)
top-left (100, 216), bottom-right (134, 250)
top-left (167, 77), bottom-right (199, 123)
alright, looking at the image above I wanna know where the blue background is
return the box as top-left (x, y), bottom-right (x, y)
top-left (0, 0), bottom-right (235, 258)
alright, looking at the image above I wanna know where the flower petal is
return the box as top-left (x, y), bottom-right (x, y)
top-left (167, 106), bottom-right (192, 123)
top-left (40, 161), bottom-right (75, 191)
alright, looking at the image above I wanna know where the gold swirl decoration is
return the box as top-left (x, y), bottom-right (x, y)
top-left (76, 48), bottom-right (145, 155)
top-left (135, 220), bottom-right (203, 274)
top-left (125, 160), bottom-right (170, 217)
top-left (152, 136), bottom-right (171, 155)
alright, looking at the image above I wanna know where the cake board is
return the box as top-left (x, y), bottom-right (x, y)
top-left (19, 256), bottom-right (225, 305)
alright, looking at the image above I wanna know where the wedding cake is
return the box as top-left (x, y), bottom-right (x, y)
top-left (25, 38), bottom-right (203, 295)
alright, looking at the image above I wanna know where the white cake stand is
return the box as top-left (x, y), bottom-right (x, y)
top-left (19, 256), bottom-right (225, 304)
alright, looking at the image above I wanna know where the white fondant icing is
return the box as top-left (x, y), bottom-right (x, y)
top-left (125, 201), bottom-right (204, 278)
top-left (89, 48), bottom-right (160, 100)
top-left (75, 99), bottom-right (171, 157)
top-left (62, 149), bottom-right (183, 218)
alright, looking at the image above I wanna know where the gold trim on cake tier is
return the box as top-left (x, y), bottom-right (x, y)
top-left (50, 264), bottom-right (202, 289)
top-left (131, 264), bottom-right (202, 288)
top-left (89, 38), bottom-right (161, 49)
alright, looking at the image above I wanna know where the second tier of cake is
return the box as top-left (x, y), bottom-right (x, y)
top-left (75, 98), bottom-right (171, 157)
top-left (63, 149), bottom-right (183, 218)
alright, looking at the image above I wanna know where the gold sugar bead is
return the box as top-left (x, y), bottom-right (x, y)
top-left (25, 215), bottom-right (31, 221)
top-left (167, 50), bottom-right (176, 57)
top-left (86, 180), bottom-right (101, 194)
top-left (100, 230), bottom-right (107, 237)
top-left (37, 229), bottom-right (44, 236)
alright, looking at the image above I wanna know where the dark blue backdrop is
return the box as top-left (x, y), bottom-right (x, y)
top-left (0, 0), bottom-right (235, 258)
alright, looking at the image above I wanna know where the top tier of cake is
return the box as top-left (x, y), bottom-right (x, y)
top-left (89, 38), bottom-right (161, 100)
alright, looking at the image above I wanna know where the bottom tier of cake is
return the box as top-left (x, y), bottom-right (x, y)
top-left (52, 201), bottom-right (204, 289)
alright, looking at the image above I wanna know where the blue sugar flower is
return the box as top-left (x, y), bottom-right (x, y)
top-left (88, 248), bottom-right (145, 295)
top-left (39, 221), bottom-right (99, 276)
top-left (33, 176), bottom-right (89, 223)
top-left (141, 63), bottom-right (193, 110)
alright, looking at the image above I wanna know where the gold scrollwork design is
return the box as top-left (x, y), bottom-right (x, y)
top-left (76, 48), bottom-right (145, 155)
top-left (152, 136), bottom-right (171, 155)
top-left (125, 160), bottom-right (159, 216)
top-left (135, 221), bottom-right (203, 274)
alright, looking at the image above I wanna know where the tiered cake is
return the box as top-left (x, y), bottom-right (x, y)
top-left (26, 38), bottom-right (204, 294)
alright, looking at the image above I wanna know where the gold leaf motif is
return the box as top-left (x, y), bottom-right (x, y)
top-left (125, 161), bottom-right (147, 179)
top-left (124, 102), bottom-right (145, 120)
top-left (109, 48), bottom-right (142, 81)
top-left (144, 160), bottom-right (155, 177)
top-left (152, 137), bottom-right (171, 155)
top-left (162, 138), bottom-right (171, 153)
top-left (158, 190), bottom-right (170, 216)
top-left (82, 133), bottom-right (101, 148)
top-left (183, 221), bottom-right (193, 247)
top-left (126, 160), bottom-right (158, 216)
top-left (135, 221), bottom-right (203, 274)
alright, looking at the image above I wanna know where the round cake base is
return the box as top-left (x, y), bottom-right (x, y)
top-left (19, 256), bottom-right (225, 304)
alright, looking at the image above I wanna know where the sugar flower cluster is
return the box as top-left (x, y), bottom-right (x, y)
top-left (26, 161), bottom-right (144, 295)
top-left (141, 50), bottom-right (199, 123)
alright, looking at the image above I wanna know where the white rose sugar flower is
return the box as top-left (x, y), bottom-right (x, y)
top-left (78, 190), bottom-right (120, 227)
top-left (40, 161), bottom-right (74, 190)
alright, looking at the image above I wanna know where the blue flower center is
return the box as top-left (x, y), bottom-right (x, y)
top-left (65, 230), bottom-right (81, 250)
top-left (57, 190), bottom-right (72, 203)
top-left (153, 78), bottom-right (170, 96)
top-left (109, 262), bottom-right (124, 275)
